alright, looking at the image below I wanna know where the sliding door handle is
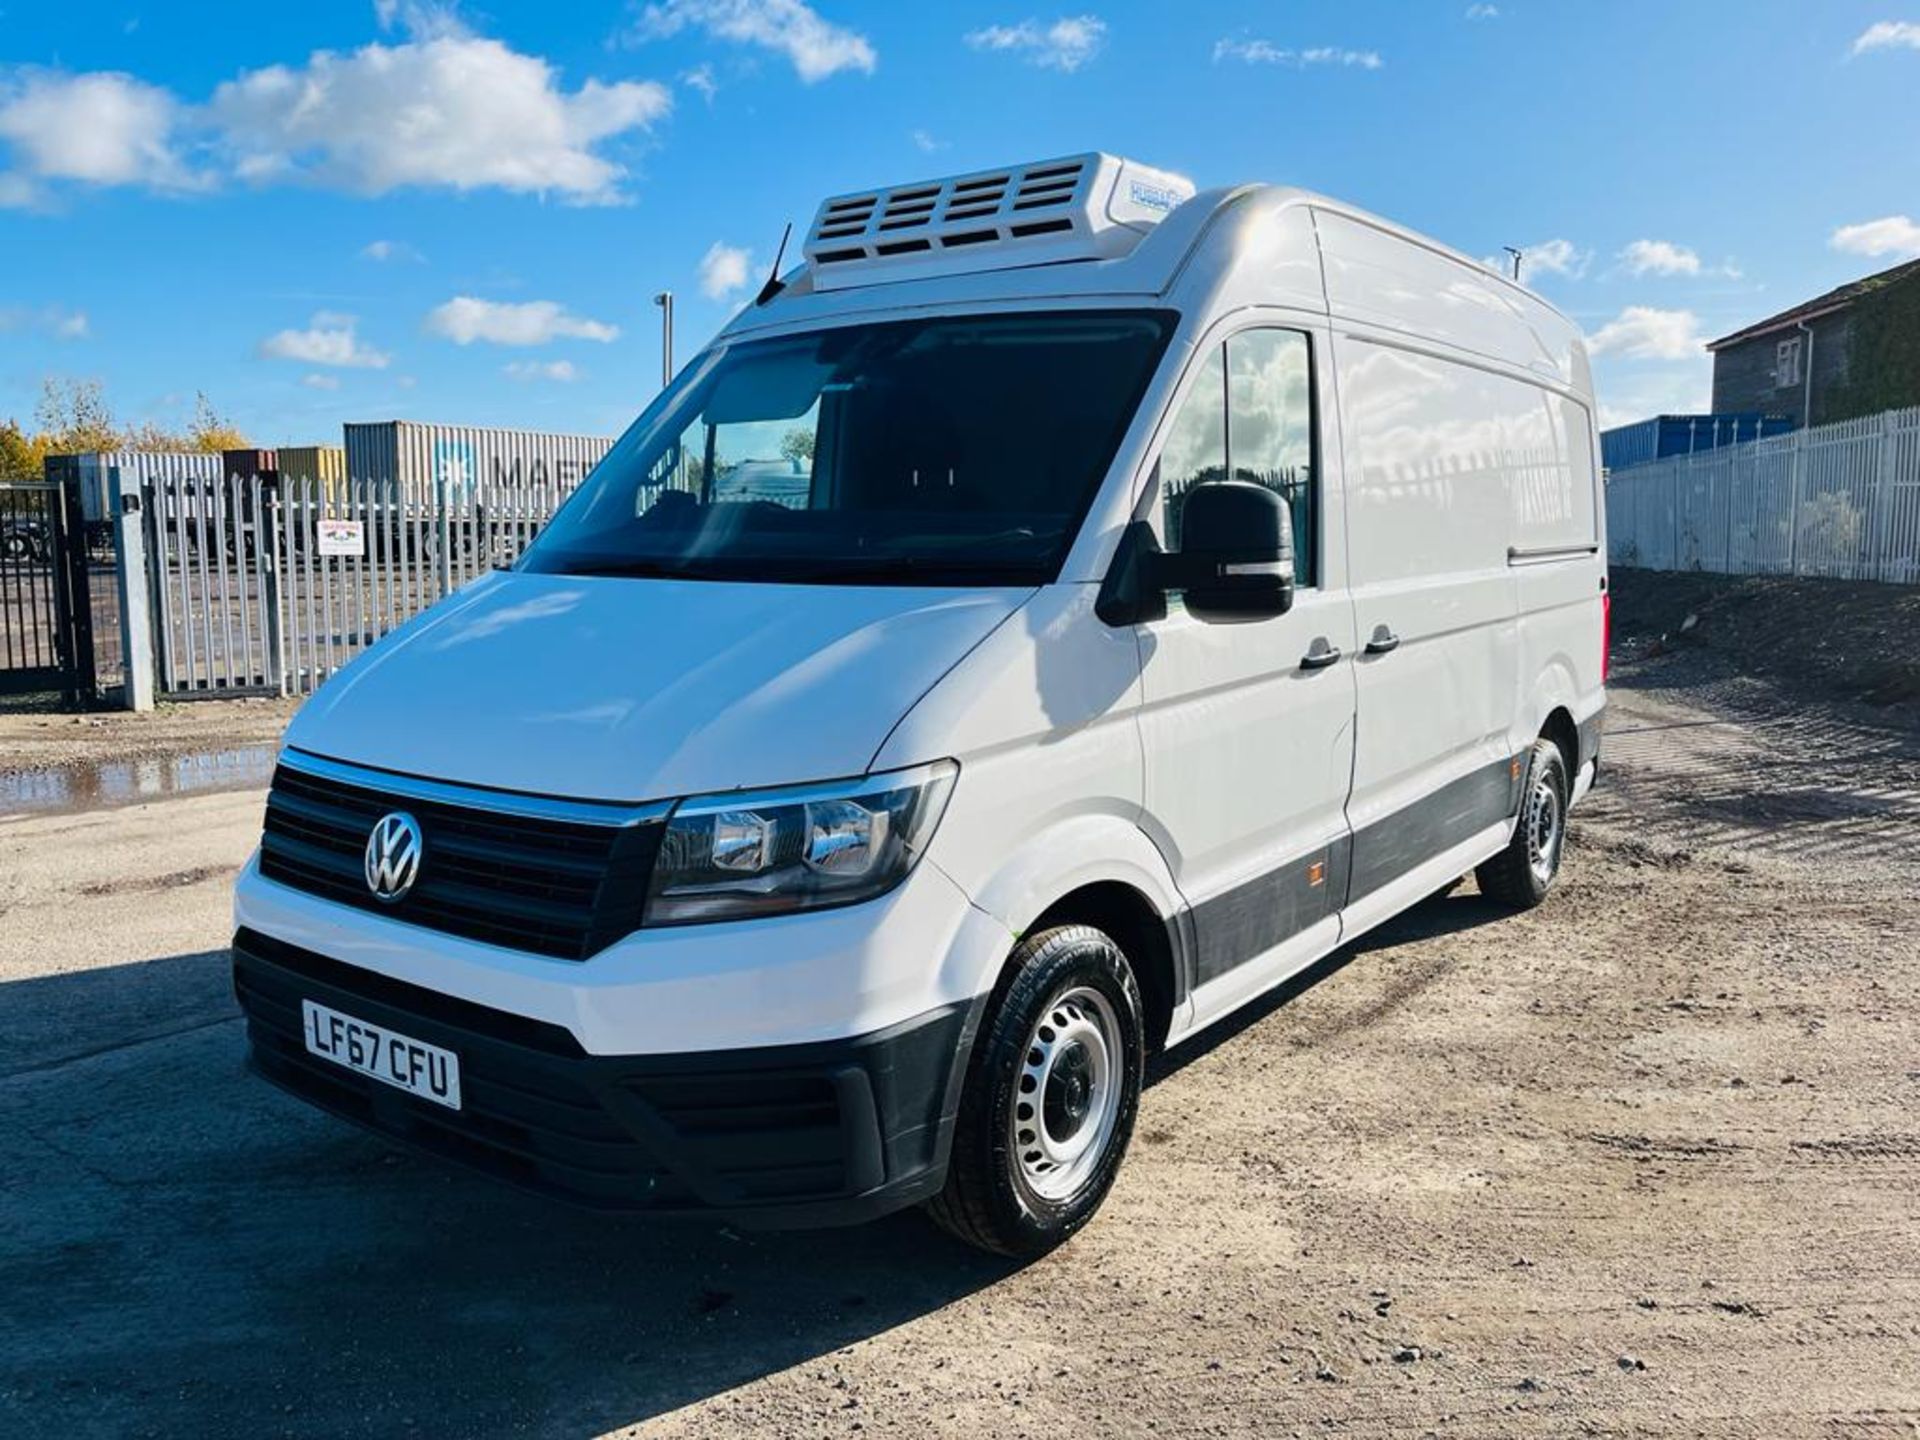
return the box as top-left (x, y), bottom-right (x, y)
top-left (1300, 640), bottom-right (1341, 671)
top-left (1364, 625), bottom-right (1401, 656)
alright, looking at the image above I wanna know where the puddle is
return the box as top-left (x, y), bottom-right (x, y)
top-left (0, 745), bottom-right (278, 817)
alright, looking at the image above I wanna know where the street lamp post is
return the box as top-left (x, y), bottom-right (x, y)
top-left (653, 291), bottom-right (674, 390)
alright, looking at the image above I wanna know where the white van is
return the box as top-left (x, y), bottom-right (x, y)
top-left (234, 154), bottom-right (1607, 1256)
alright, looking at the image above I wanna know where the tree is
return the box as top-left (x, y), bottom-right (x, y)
top-left (26, 378), bottom-right (250, 456)
top-left (779, 427), bottom-right (816, 465)
top-left (0, 418), bottom-right (48, 483)
top-left (186, 391), bottom-right (250, 453)
top-left (33, 376), bottom-right (119, 453)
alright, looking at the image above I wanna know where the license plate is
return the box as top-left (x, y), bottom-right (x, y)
top-left (301, 999), bottom-right (462, 1110)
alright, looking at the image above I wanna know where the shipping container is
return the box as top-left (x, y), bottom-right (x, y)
top-left (275, 445), bottom-right (348, 510)
top-left (275, 445), bottom-right (347, 489)
top-left (1601, 413), bottom-right (1795, 474)
top-left (342, 421), bottom-right (613, 504)
top-left (48, 450), bottom-right (223, 524)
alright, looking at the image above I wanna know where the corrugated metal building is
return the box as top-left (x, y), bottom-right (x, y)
top-left (342, 421), bottom-right (613, 500)
top-left (1600, 413), bottom-right (1796, 474)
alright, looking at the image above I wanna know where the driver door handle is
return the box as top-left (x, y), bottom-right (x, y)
top-left (1300, 640), bottom-right (1341, 671)
top-left (1364, 625), bottom-right (1401, 656)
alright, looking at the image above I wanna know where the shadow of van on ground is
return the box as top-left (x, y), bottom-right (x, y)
top-left (1146, 886), bottom-right (1508, 1087)
top-left (0, 886), bottom-right (1507, 1439)
top-left (0, 952), bottom-right (1013, 1440)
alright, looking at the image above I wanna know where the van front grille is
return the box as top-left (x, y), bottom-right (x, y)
top-left (258, 757), bottom-right (666, 960)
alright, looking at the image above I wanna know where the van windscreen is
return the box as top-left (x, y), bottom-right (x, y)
top-left (521, 310), bottom-right (1173, 587)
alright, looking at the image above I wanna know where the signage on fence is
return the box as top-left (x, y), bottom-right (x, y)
top-left (316, 519), bottom-right (365, 558)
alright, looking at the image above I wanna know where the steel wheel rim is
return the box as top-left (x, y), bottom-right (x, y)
top-left (1525, 767), bottom-right (1563, 884)
top-left (1010, 985), bottom-right (1122, 1202)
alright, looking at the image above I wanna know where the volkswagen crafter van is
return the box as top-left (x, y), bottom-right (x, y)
top-left (234, 154), bottom-right (1607, 1257)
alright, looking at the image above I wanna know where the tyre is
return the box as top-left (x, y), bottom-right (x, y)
top-left (1475, 736), bottom-right (1570, 909)
top-left (926, 924), bottom-right (1144, 1258)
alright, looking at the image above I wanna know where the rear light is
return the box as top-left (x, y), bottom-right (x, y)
top-left (1601, 589), bottom-right (1612, 684)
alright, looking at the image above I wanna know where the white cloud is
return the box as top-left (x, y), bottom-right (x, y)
top-left (360, 238), bottom-right (424, 263)
top-left (1852, 20), bottom-right (1920, 55)
top-left (682, 63), bottom-right (718, 101)
top-left (1586, 306), bottom-right (1702, 361)
top-left (624, 0), bottom-right (876, 83)
top-left (302, 372), bottom-right (342, 391)
top-left (504, 359), bottom-right (580, 382)
top-left (0, 304), bottom-right (90, 339)
top-left (1493, 237), bottom-right (1589, 280)
top-left (0, 69), bottom-right (200, 204)
top-left (1465, 4), bottom-right (1499, 18)
top-left (697, 241), bottom-right (753, 300)
top-left (210, 34), bottom-right (670, 204)
top-left (967, 16), bottom-right (1109, 72)
top-left (910, 128), bottom-right (945, 154)
top-left (260, 313), bottom-right (392, 368)
top-left (1620, 239), bottom-right (1702, 277)
top-left (425, 296), bottom-right (619, 346)
top-left (1212, 39), bottom-right (1383, 69)
top-left (374, 0), bottom-right (470, 40)
top-left (1830, 215), bottom-right (1920, 260)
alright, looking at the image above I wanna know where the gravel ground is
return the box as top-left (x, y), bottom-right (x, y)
top-left (2, 603), bottom-right (1917, 1437)
top-left (0, 697), bottom-right (295, 780)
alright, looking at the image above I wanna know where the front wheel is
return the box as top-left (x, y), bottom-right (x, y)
top-left (1476, 737), bottom-right (1570, 909)
top-left (926, 925), bottom-right (1144, 1258)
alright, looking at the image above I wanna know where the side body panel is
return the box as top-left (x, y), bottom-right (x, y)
top-left (1316, 208), bottom-right (1603, 910)
top-left (1510, 379), bottom-right (1609, 762)
top-left (1331, 324), bottom-right (1522, 901)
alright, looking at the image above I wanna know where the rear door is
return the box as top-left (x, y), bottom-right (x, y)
top-left (1133, 321), bottom-right (1358, 1009)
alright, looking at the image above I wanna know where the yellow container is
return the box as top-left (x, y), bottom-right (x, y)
top-left (275, 445), bottom-right (348, 511)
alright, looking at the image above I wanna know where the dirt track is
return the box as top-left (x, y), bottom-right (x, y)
top-left (2, 590), bottom-right (1918, 1438)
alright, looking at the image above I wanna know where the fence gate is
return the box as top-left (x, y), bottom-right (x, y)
top-left (132, 466), bottom-right (578, 701)
top-left (141, 469), bottom-right (284, 697)
top-left (0, 477), bottom-right (95, 703)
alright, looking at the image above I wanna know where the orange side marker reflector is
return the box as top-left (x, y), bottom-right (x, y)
top-left (1511, 758), bottom-right (1522, 780)
top-left (1307, 860), bottom-right (1325, 888)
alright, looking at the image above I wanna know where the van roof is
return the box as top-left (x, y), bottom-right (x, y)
top-left (725, 161), bottom-right (1588, 393)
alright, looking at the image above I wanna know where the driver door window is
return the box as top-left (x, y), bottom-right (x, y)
top-left (1160, 328), bottom-right (1317, 585)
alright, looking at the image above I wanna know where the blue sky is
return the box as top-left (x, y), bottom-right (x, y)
top-left (2, 0), bottom-right (1917, 444)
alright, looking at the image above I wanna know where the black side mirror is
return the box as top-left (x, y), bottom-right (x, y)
top-left (1163, 481), bottom-right (1295, 623)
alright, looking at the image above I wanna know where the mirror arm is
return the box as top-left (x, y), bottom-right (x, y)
top-left (1095, 520), bottom-right (1170, 627)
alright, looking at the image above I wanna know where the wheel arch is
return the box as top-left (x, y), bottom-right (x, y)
top-left (1026, 882), bottom-right (1181, 1053)
top-left (1539, 704), bottom-right (1579, 781)
top-left (950, 815), bottom-right (1188, 1054)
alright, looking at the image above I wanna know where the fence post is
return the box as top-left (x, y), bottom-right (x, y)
top-left (435, 471), bottom-right (453, 599)
top-left (261, 476), bottom-right (288, 696)
top-left (1871, 410), bottom-right (1898, 584)
top-left (1786, 428), bottom-right (1806, 577)
top-left (54, 465), bottom-right (98, 707)
top-left (110, 468), bottom-right (157, 712)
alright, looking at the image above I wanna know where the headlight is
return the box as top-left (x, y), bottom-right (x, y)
top-left (643, 761), bottom-right (958, 925)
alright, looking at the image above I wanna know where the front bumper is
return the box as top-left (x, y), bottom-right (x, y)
top-left (233, 928), bottom-right (978, 1226)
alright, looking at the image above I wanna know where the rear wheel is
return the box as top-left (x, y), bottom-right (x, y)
top-left (926, 924), bottom-right (1143, 1258)
top-left (1476, 737), bottom-right (1570, 909)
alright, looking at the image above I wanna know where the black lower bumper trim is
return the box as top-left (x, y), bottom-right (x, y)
top-left (232, 928), bottom-right (976, 1227)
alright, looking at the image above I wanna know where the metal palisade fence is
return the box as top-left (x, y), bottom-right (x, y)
top-left (132, 464), bottom-right (593, 699)
top-left (1605, 406), bottom-right (1920, 583)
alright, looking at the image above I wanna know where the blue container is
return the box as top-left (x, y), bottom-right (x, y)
top-left (1601, 413), bottom-right (1795, 473)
